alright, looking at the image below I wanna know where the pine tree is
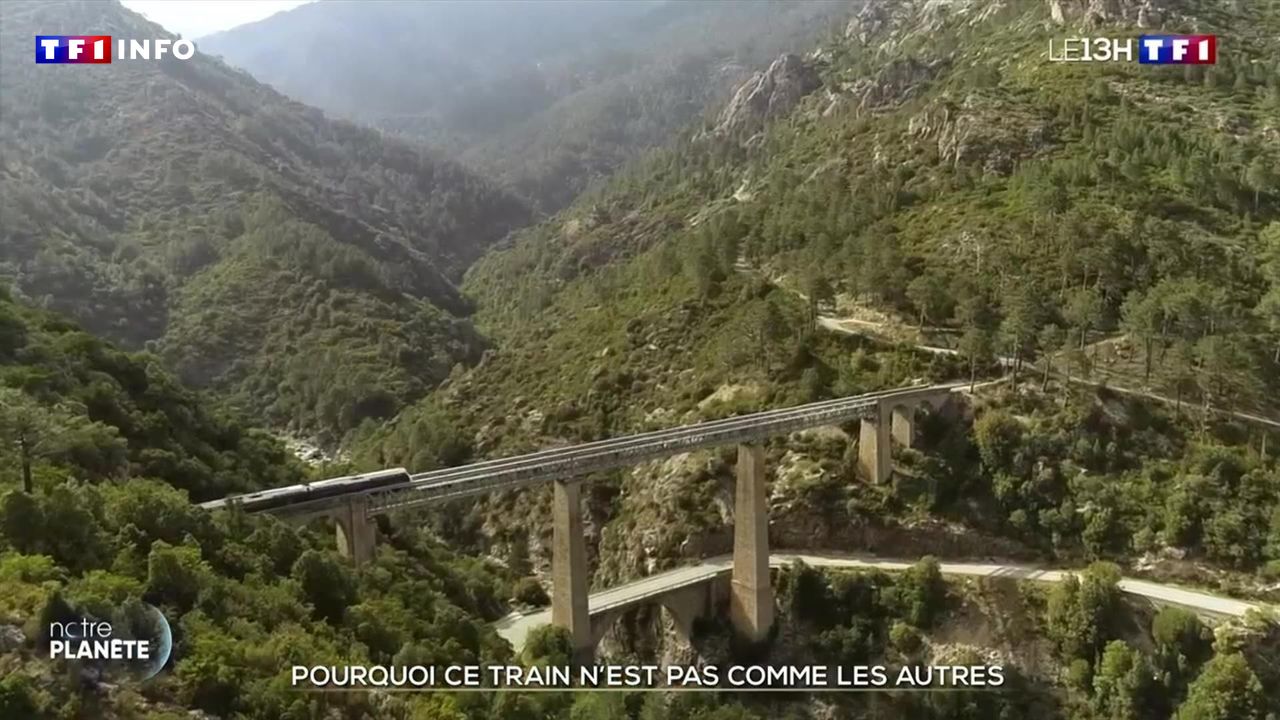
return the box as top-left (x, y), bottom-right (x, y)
top-left (906, 273), bottom-right (950, 328)
top-left (1244, 156), bottom-right (1274, 210)
top-left (999, 285), bottom-right (1042, 383)
top-left (803, 271), bottom-right (834, 331)
top-left (1260, 288), bottom-right (1280, 364)
top-left (1064, 286), bottom-right (1104, 353)
top-left (0, 389), bottom-right (121, 493)
top-left (1174, 653), bottom-right (1266, 720)
top-left (1038, 323), bottom-right (1065, 391)
top-left (959, 326), bottom-right (994, 391)
top-left (1092, 640), bottom-right (1156, 720)
top-left (1121, 290), bottom-right (1162, 384)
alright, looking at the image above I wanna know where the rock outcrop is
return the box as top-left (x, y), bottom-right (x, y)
top-left (0, 625), bottom-right (25, 654)
top-left (849, 57), bottom-right (949, 112)
top-left (846, 0), bottom-right (1008, 47)
top-left (845, 1), bottom-right (893, 43)
top-left (905, 93), bottom-right (1052, 176)
top-left (1047, 0), bottom-right (1167, 27)
top-left (708, 53), bottom-right (820, 139)
top-left (849, 0), bottom-right (1170, 46)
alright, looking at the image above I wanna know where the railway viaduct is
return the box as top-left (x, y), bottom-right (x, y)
top-left (208, 383), bottom-right (961, 660)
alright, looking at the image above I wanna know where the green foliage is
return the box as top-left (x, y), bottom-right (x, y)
top-left (0, 388), bottom-right (123, 493)
top-left (157, 197), bottom-right (499, 440)
top-left (521, 624), bottom-right (573, 666)
top-left (1092, 640), bottom-right (1157, 720)
top-left (291, 549), bottom-right (357, 623)
top-left (779, 559), bottom-right (837, 627)
top-left (0, 299), bottom-right (518, 718)
top-left (1153, 607), bottom-right (1213, 666)
top-left (639, 690), bottom-right (782, 720)
top-left (357, 400), bottom-right (473, 472)
top-left (890, 556), bottom-right (947, 629)
top-left (779, 562), bottom-right (963, 673)
top-left (569, 692), bottom-right (629, 720)
top-left (0, 491), bottom-right (43, 555)
top-left (147, 541), bottom-right (209, 612)
top-left (974, 410), bottom-right (1025, 473)
top-left (889, 620), bottom-right (922, 655)
top-left (964, 389), bottom-right (1280, 569)
top-left (1067, 658), bottom-right (1094, 693)
top-left (4, 1), bottom-right (1279, 718)
top-left (1, 483), bottom-right (109, 573)
top-left (1174, 653), bottom-right (1267, 720)
top-left (906, 273), bottom-right (952, 327)
top-left (0, 674), bottom-right (41, 719)
top-left (1152, 607), bottom-right (1214, 704)
top-left (0, 293), bottom-right (304, 500)
top-left (1, 477), bottom-right (518, 719)
top-left (512, 577), bottom-right (549, 607)
top-left (1045, 563), bottom-right (1123, 665)
top-left (464, 0), bottom-right (1280, 428)
top-left (106, 480), bottom-right (212, 553)
top-left (0, 0), bottom-right (532, 441)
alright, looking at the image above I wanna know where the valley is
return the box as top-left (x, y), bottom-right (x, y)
top-left (0, 0), bottom-right (531, 444)
top-left (199, 0), bottom-right (849, 213)
top-left (1, 0), bottom-right (1279, 719)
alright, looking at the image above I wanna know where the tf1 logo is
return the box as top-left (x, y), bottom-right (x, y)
top-left (1138, 35), bottom-right (1217, 64)
top-left (35, 35), bottom-right (196, 63)
top-left (1048, 34), bottom-right (1216, 64)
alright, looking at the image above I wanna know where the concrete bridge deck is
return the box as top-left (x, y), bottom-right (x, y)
top-left (255, 383), bottom-right (964, 523)
top-left (494, 552), bottom-right (1271, 650)
top-left (198, 378), bottom-right (1273, 660)
top-left (366, 383), bottom-right (963, 515)
top-left (206, 381), bottom-right (1078, 657)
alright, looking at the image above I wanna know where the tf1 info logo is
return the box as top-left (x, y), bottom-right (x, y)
top-left (35, 35), bottom-right (196, 64)
top-left (1048, 34), bottom-right (1217, 64)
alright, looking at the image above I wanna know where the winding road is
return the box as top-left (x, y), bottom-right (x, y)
top-left (495, 552), bottom-right (1273, 649)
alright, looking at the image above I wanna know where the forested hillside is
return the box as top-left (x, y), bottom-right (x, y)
top-left (0, 289), bottom-right (521, 718)
top-left (201, 0), bottom-right (848, 212)
top-left (364, 0), bottom-right (1280, 619)
top-left (0, 0), bottom-right (531, 442)
top-left (0, 286), bottom-right (301, 502)
top-left (466, 0), bottom-right (1280, 417)
top-left (2, 0), bottom-right (1280, 718)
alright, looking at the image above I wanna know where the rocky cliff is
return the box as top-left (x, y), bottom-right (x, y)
top-left (709, 53), bottom-right (822, 140)
top-left (1047, 0), bottom-right (1169, 27)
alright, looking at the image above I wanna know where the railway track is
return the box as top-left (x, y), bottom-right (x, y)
top-left (204, 382), bottom-right (963, 520)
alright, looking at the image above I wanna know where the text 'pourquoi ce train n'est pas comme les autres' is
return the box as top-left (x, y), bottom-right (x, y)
top-left (291, 664), bottom-right (1006, 690)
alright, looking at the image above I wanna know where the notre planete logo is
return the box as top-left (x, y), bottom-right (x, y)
top-left (45, 601), bottom-right (173, 681)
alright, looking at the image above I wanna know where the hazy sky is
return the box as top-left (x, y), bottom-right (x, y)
top-left (122, 0), bottom-right (314, 39)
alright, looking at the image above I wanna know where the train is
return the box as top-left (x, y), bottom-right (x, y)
top-left (199, 468), bottom-right (412, 514)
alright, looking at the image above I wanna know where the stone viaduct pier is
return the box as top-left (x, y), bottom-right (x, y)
top-left (204, 383), bottom-right (961, 659)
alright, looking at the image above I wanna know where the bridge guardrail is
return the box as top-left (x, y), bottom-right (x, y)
top-left (368, 394), bottom-right (894, 513)
top-left (208, 383), bottom-right (962, 519)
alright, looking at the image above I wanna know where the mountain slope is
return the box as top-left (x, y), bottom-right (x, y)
top-left (200, 0), bottom-right (849, 212)
top-left (360, 0), bottom-right (1280, 602)
top-left (0, 285), bottom-right (303, 502)
top-left (199, 0), bottom-right (662, 128)
top-left (0, 295), bottom-right (520, 720)
top-left (466, 0), bottom-right (1280, 416)
top-left (0, 0), bottom-right (532, 441)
